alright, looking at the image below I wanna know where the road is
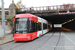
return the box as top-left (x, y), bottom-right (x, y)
top-left (0, 31), bottom-right (75, 50)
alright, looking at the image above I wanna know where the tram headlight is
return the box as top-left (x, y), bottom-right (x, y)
top-left (23, 34), bottom-right (27, 36)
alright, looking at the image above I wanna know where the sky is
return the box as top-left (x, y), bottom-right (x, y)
top-left (0, 0), bottom-right (75, 8)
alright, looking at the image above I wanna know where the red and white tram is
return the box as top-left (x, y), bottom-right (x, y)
top-left (14, 14), bottom-right (51, 41)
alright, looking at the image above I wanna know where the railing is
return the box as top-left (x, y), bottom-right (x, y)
top-left (25, 4), bottom-right (75, 12)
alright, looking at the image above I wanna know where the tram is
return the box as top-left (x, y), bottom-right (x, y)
top-left (14, 14), bottom-right (51, 41)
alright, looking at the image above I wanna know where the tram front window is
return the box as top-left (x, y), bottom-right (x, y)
top-left (15, 17), bottom-right (28, 33)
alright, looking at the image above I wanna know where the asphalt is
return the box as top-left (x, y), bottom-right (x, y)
top-left (0, 32), bottom-right (75, 50)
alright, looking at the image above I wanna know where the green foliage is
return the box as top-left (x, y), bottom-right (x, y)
top-left (6, 15), bottom-right (14, 27)
top-left (15, 0), bottom-right (25, 13)
top-left (16, 0), bottom-right (25, 9)
top-left (0, 15), bottom-right (14, 28)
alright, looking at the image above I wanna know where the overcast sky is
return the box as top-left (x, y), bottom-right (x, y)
top-left (0, 0), bottom-right (75, 8)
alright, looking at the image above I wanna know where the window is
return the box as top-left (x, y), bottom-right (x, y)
top-left (43, 23), bottom-right (47, 29)
top-left (32, 21), bottom-right (37, 32)
top-left (29, 21), bottom-right (37, 33)
top-left (14, 17), bottom-right (29, 33)
top-left (37, 22), bottom-right (42, 31)
top-left (48, 25), bottom-right (50, 28)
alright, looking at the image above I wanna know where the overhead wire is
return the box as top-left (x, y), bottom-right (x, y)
top-left (48, 0), bottom-right (51, 6)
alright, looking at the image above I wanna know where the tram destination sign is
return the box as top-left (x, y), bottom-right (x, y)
top-left (17, 19), bottom-right (27, 21)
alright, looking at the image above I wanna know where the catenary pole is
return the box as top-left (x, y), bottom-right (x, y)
top-left (1, 0), bottom-right (5, 37)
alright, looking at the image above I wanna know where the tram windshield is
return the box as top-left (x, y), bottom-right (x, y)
top-left (15, 17), bottom-right (28, 33)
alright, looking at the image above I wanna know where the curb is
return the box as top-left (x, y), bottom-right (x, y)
top-left (0, 39), bottom-right (14, 45)
top-left (0, 33), bottom-right (14, 45)
top-left (6, 33), bottom-right (13, 35)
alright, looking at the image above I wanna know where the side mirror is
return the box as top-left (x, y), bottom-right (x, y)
top-left (11, 30), bottom-right (15, 34)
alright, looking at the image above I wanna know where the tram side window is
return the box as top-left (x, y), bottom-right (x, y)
top-left (31, 21), bottom-right (37, 32)
top-left (48, 25), bottom-right (50, 28)
top-left (35, 21), bottom-right (37, 31)
top-left (37, 22), bottom-right (41, 31)
top-left (43, 23), bottom-right (47, 29)
top-left (45, 24), bottom-right (47, 29)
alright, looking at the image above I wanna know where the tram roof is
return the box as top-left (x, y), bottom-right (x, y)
top-left (15, 14), bottom-right (37, 18)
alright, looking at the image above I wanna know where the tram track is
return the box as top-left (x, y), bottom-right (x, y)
top-left (1, 31), bottom-right (61, 50)
top-left (33, 31), bottom-right (61, 50)
top-left (32, 32), bottom-right (55, 50)
top-left (9, 32), bottom-right (55, 50)
top-left (0, 41), bottom-right (26, 50)
top-left (54, 31), bottom-right (61, 50)
top-left (9, 43), bottom-right (25, 50)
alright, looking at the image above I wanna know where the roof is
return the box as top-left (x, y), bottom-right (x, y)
top-left (15, 14), bottom-right (37, 18)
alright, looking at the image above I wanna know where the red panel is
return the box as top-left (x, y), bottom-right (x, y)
top-left (14, 18), bottom-right (15, 21)
top-left (14, 32), bottom-right (37, 41)
top-left (14, 14), bottom-right (38, 22)
top-left (29, 17), bottom-right (38, 21)
top-left (40, 33), bottom-right (42, 35)
top-left (14, 35), bottom-right (32, 41)
top-left (31, 32), bottom-right (37, 40)
top-left (15, 14), bottom-right (32, 18)
top-left (59, 12), bottom-right (75, 15)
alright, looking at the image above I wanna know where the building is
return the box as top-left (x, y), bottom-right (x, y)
top-left (0, 0), bottom-right (16, 16)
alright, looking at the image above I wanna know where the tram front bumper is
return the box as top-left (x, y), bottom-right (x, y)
top-left (14, 35), bottom-right (32, 41)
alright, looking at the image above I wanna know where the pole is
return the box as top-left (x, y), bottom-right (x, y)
top-left (1, 0), bottom-right (5, 37)
top-left (58, 8), bottom-right (59, 13)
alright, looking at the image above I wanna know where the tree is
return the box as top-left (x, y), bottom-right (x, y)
top-left (15, 0), bottom-right (25, 14)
